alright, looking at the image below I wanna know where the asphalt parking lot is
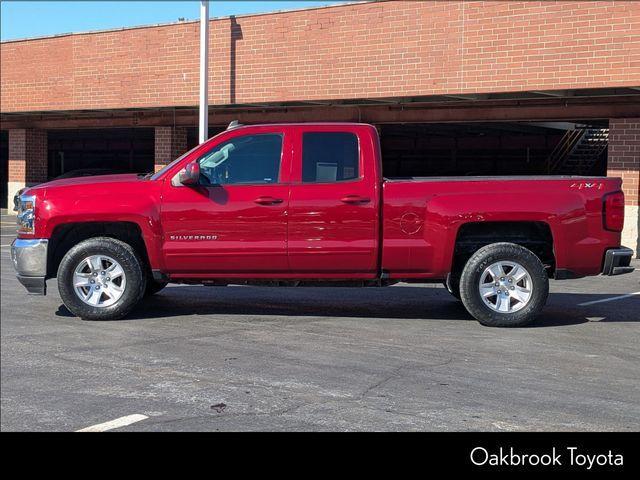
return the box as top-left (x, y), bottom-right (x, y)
top-left (1, 213), bottom-right (639, 431)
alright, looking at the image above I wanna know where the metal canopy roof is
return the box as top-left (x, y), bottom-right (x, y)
top-left (2, 87), bottom-right (638, 120)
top-left (1, 87), bottom-right (638, 130)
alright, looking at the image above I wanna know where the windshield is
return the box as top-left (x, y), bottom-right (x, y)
top-left (149, 129), bottom-right (235, 181)
top-left (149, 143), bottom-right (202, 181)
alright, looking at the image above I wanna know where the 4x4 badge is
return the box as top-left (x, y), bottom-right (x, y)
top-left (570, 182), bottom-right (603, 190)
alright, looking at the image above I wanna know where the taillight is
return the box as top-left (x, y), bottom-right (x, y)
top-left (603, 191), bottom-right (625, 232)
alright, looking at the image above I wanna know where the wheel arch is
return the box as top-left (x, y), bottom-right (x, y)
top-left (47, 221), bottom-right (152, 279)
top-left (450, 221), bottom-right (555, 278)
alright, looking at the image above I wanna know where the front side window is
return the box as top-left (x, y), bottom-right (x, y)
top-left (302, 132), bottom-right (359, 183)
top-left (198, 134), bottom-right (283, 185)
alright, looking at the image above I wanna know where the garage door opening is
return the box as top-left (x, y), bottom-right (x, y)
top-left (379, 121), bottom-right (609, 178)
top-left (47, 128), bottom-right (154, 179)
top-left (0, 131), bottom-right (8, 210)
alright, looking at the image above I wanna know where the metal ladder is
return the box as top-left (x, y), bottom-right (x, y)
top-left (547, 128), bottom-right (609, 175)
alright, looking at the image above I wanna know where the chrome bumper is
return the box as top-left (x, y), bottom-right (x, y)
top-left (602, 247), bottom-right (634, 276)
top-left (11, 238), bottom-right (48, 295)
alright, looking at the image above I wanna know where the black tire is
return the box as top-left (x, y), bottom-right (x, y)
top-left (57, 237), bottom-right (146, 320)
top-left (444, 273), bottom-right (461, 300)
top-left (459, 242), bottom-right (548, 327)
top-left (145, 279), bottom-right (168, 297)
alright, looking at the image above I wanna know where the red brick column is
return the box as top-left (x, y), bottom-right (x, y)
top-left (154, 126), bottom-right (188, 172)
top-left (608, 118), bottom-right (640, 256)
top-left (7, 129), bottom-right (47, 211)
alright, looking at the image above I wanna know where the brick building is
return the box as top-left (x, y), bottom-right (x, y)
top-left (1, 0), bottom-right (639, 252)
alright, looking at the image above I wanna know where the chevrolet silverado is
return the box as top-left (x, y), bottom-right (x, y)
top-left (11, 123), bottom-right (634, 326)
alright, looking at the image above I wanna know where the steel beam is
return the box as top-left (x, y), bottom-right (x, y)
top-left (2, 96), bottom-right (639, 130)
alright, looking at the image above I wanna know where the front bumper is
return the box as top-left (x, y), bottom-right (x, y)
top-left (602, 247), bottom-right (634, 276)
top-left (10, 238), bottom-right (48, 295)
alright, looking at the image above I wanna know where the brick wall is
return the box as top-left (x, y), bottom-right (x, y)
top-left (8, 129), bottom-right (48, 183)
top-left (608, 118), bottom-right (639, 254)
top-left (608, 119), bottom-right (640, 207)
top-left (8, 130), bottom-right (27, 182)
top-left (154, 126), bottom-right (188, 171)
top-left (2, 0), bottom-right (639, 113)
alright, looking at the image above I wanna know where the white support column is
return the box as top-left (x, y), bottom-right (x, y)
top-left (199, 0), bottom-right (210, 144)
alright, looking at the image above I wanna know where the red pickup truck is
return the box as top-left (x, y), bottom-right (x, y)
top-left (12, 122), bottom-right (634, 327)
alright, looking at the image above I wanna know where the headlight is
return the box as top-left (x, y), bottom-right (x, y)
top-left (17, 194), bottom-right (36, 234)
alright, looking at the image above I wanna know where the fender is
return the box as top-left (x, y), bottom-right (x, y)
top-left (382, 184), bottom-right (600, 278)
top-left (30, 179), bottom-right (165, 270)
top-left (423, 191), bottom-right (588, 276)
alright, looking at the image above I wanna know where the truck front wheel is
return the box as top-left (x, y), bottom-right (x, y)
top-left (459, 242), bottom-right (548, 327)
top-left (57, 237), bottom-right (146, 320)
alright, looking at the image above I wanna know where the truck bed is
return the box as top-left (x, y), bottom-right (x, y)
top-left (381, 175), bottom-right (623, 279)
top-left (384, 175), bottom-right (610, 182)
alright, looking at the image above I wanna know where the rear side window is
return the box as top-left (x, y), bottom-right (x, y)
top-left (302, 132), bottom-right (359, 183)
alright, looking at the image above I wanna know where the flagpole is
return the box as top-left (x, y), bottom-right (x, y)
top-left (199, 0), bottom-right (209, 144)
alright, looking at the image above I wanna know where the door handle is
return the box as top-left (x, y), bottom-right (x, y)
top-left (254, 196), bottom-right (284, 205)
top-left (340, 195), bottom-right (370, 204)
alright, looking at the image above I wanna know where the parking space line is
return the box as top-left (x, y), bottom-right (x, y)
top-left (76, 414), bottom-right (148, 432)
top-left (578, 292), bottom-right (640, 306)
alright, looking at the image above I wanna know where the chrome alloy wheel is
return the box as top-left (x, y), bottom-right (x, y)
top-left (73, 255), bottom-right (126, 308)
top-left (478, 261), bottom-right (533, 313)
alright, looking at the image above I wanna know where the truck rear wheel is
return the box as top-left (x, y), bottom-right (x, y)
top-left (459, 242), bottom-right (548, 327)
top-left (57, 237), bottom-right (146, 320)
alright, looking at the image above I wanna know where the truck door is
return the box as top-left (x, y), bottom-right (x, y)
top-left (160, 128), bottom-right (291, 273)
top-left (287, 126), bottom-right (380, 275)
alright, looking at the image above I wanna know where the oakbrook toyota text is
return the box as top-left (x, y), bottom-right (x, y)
top-left (11, 123), bottom-right (634, 326)
top-left (470, 446), bottom-right (624, 469)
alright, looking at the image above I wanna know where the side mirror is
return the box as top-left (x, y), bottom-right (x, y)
top-left (179, 161), bottom-right (200, 186)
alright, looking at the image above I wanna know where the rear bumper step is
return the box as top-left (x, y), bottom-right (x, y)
top-left (602, 247), bottom-right (634, 276)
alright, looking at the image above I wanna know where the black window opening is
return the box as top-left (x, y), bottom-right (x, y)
top-left (302, 132), bottom-right (359, 183)
top-left (379, 122), bottom-right (609, 178)
top-left (0, 130), bottom-right (8, 209)
top-left (198, 134), bottom-right (283, 185)
top-left (47, 128), bottom-right (155, 179)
